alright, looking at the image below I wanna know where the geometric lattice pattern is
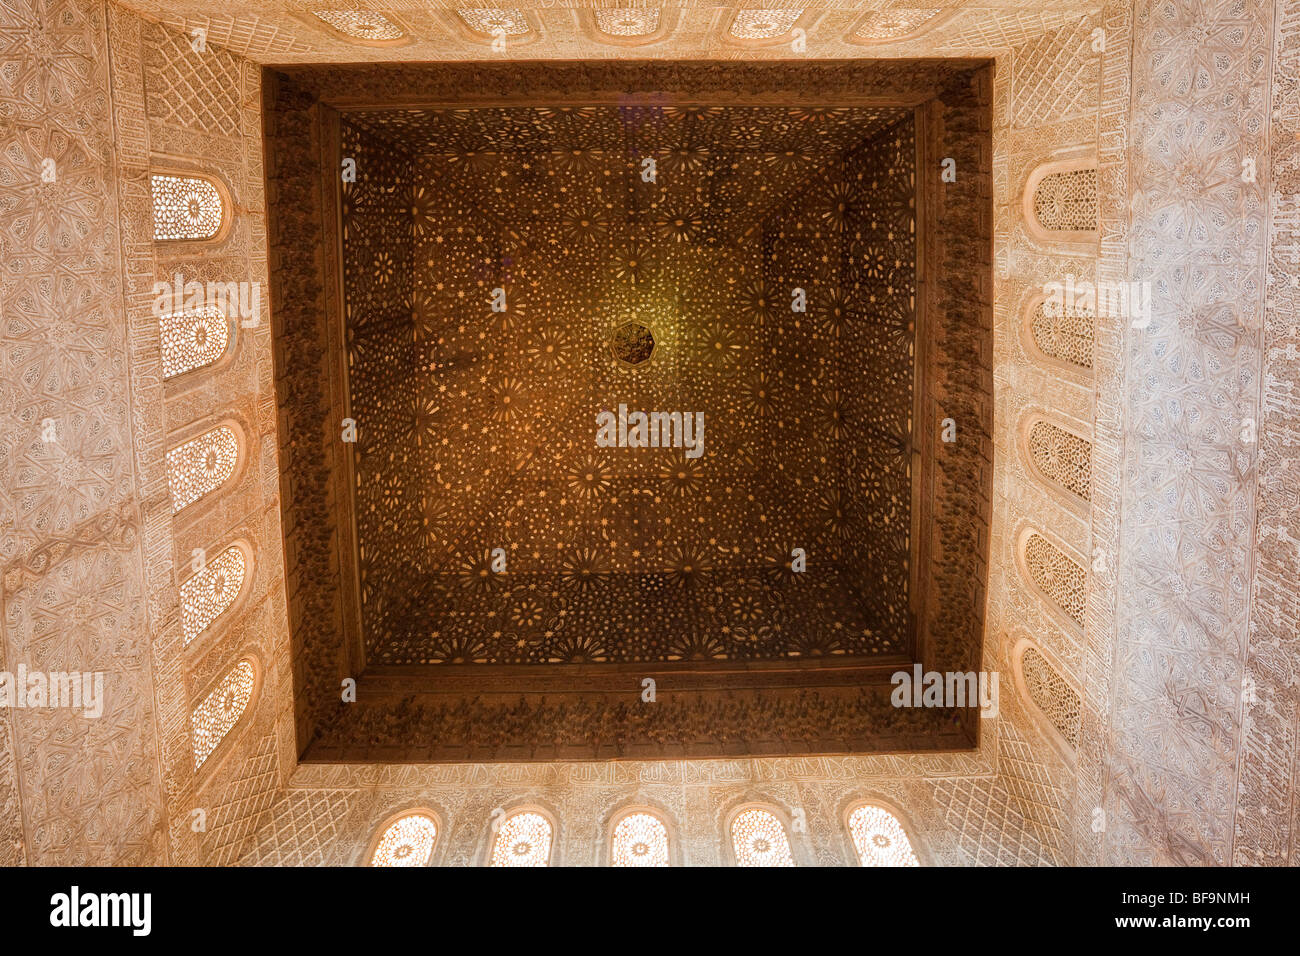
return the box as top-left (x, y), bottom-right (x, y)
top-left (147, 27), bottom-right (242, 133)
top-left (191, 659), bottom-right (255, 769)
top-left (240, 791), bottom-right (356, 867)
top-left (610, 812), bottom-right (670, 867)
top-left (1023, 533), bottom-right (1086, 627)
top-left (1021, 646), bottom-right (1080, 750)
top-left (166, 425), bottom-right (239, 512)
top-left (160, 306), bottom-right (229, 379)
top-left (1026, 420), bottom-right (1091, 501)
top-left (1008, 18), bottom-right (1100, 127)
top-left (732, 808), bottom-right (795, 866)
top-left (730, 10), bottom-right (801, 39)
top-left (157, 15), bottom-right (315, 58)
top-left (927, 776), bottom-right (1059, 867)
top-left (1032, 168), bottom-right (1098, 233)
top-left (457, 9), bottom-right (530, 36)
top-left (202, 733), bottom-right (280, 867)
top-left (489, 811), bottom-right (552, 866)
top-left (179, 545), bottom-right (246, 646)
top-left (312, 11), bottom-right (404, 41)
top-left (150, 173), bottom-right (224, 241)
top-left (854, 9), bottom-right (942, 41)
top-left (595, 9), bottom-right (660, 37)
top-left (1030, 298), bottom-right (1094, 369)
top-left (847, 805), bottom-right (921, 866)
top-left (370, 813), bottom-right (438, 866)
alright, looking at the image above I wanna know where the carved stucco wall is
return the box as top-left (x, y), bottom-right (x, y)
top-left (2, 0), bottom-right (1297, 867)
top-left (229, 1), bottom-right (1300, 867)
top-left (1248, 0), bottom-right (1300, 868)
top-left (99, 2), bottom-right (1107, 64)
top-left (1107, 0), bottom-right (1288, 867)
top-left (0, 0), bottom-right (293, 864)
top-left (0, 0), bottom-right (173, 865)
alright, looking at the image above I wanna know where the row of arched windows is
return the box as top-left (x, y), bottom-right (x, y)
top-left (151, 167), bottom-right (258, 771)
top-left (367, 803), bottom-right (922, 867)
top-left (303, 8), bottom-right (952, 47)
top-left (1012, 154), bottom-right (1097, 757)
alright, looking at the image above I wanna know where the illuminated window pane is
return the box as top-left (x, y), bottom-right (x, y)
top-left (731, 809), bottom-right (794, 867)
top-left (596, 9), bottom-right (659, 37)
top-left (611, 812), bottom-right (670, 867)
top-left (370, 814), bottom-right (438, 867)
top-left (458, 9), bottom-right (530, 36)
top-left (191, 658), bottom-right (255, 768)
top-left (848, 805), bottom-right (920, 866)
top-left (161, 306), bottom-right (229, 379)
top-left (1027, 420), bottom-right (1092, 501)
top-left (312, 10), bottom-right (405, 41)
top-left (490, 811), bottom-right (552, 866)
top-left (151, 173), bottom-right (224, 241)
top-left (1031, 298), bottom-right (1094, 369)
top-left (180, 545), bottom-right (246, 646)
top-left (730, 9), bottom-right (801, 39)
top-left (167, 426), bottom-right (239, 512)
top-left (1032, 168), bottom-right (1098, 233)
top-left (1022, 647), bottom-right (1081, 749)
top-left (1024, 532), bottom-right (1087, 627)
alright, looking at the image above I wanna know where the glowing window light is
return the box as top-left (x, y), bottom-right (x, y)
top-left (847, 805), bottom-right (921, 866)
top-left (180, 545), bottom-right (246, 646)
top-left (151, 173), bottom-right (224, 241)
top-left (191, 658), bottom-right (255, 768)
top-left (370, 814), bottom-right (439, 866)
top-left (166, 426), bottom-right (239, 512)
top-left (490, 811), bottom-right (552, 866)
top-left (732, 808), bottom-right (794, 866)
top-left (611, 812), bottom-right (670, 867)
top-left (161, 306), bottom-right (229, 379)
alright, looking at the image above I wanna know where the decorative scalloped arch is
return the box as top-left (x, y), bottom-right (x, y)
top-left (1012, 636), bottom-right (1081, 759)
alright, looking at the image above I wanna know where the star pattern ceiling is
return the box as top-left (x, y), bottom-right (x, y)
top-left (339, 103), bottom-right (918, 666)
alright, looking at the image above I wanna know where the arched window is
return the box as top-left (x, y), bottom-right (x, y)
top-left (610, 811), bottom-right (670, 867)
top-left (369, 813), bottom-right (439, 867)
top-left (1026, 296), bottom-right (1094, 371)
top-left (730, 9), bottom-right (802, 40)
top-left (1021, 157), bottom-right (1098, 249)
top-left (191, 658), bottom-right (255, 769)
top-left (457, 9), bottom-right (531, 37)
top-left (1033, 167), bottom-right (1098, 233)
top-left (150, 173), bottom-right (226, 241)
top-left (847, 805), bottom-right (921, 866)
top-left (161, 306), bottom-right (229, 379)
top-left (180, 544), bottom-right (247, 646)
top-left (490, 810), bottom-right (552, 867)
top-left (851, 9), bottom-right (943, 43)
top-left (731, 808), bottom-right (794, 867)
top-left (166, 425), bottom-right (239, 512)
top-left (1019, 643), bottom-right (1082, 751)
top-left (312, 10), bottom-right (405, 42)
top-left (1022, 531), bottom-right (1087, 628)
top-left (1025, 419), bottom-right (1092, 502)
top-left (595, 9), bottom-right (659, 37)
